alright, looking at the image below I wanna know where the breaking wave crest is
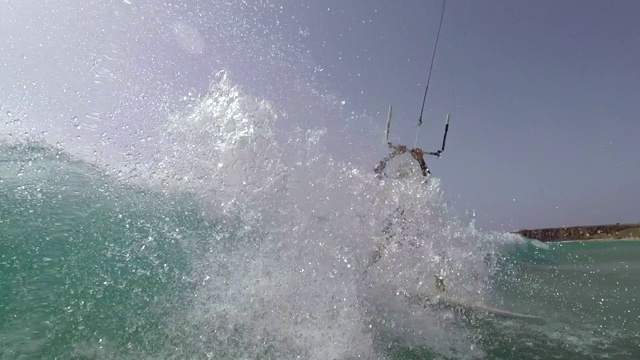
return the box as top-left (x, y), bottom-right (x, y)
top-left (121, 73), bottom-right (523, 359)
top-left (3, 72), bottom-right (637, 359)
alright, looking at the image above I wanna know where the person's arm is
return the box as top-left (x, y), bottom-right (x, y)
top-left (416, 157), bottom-right (430, 176)
top-left (374, 155), bottom-right (392, 176)
top-left (375, 144), bottom-right (409, 177)
top-left (409, 148), bottom-right (431, 177)
top-left (390, 144), bottom-right (408, 156)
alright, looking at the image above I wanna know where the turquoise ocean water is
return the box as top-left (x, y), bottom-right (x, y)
top-left (1, 3), bottom-right (638, 356)
top-left (2, 91), bottom-right (638, 359)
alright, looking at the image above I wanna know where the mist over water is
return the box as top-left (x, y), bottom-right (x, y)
top-left (0, 74), bottom-right (511, 359)
top-left (2, 1), bottom-right (639, 359)
top-left (140, 74), bottom-right (513, 359)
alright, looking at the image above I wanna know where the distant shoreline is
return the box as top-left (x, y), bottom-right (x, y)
top-left (513, 223), bottom-right (640, 242)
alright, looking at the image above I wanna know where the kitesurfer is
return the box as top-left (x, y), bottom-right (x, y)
top-left (374, 142), bottom-right (441, 178)
top-left (368, 143), bottom-right (441, 266)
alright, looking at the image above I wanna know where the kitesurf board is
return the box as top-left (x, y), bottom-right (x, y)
top-left (402, 290), bottom-right (541, 321)
top-left (436, 295), bottom-right (542, 320)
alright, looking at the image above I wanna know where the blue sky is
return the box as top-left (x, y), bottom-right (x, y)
top-left (2, 0), bottom-right (639, 231)
top-left (260, 0), bottom-right (640, 230)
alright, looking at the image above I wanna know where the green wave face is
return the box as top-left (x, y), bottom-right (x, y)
top-left (4, 75), bottom-right (640, 360)
top-left (3, 143), bottom-right (640, 360)
top-left (0, 144), bottom-right (212, 358)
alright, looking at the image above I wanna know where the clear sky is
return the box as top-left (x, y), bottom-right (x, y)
top-left (2, 0), bottom-right (639, 231)
top-left (257, 0), bottom-right (640, 231)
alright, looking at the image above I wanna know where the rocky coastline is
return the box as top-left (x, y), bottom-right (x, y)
top-left (514, 223), bottom-right (640, 242)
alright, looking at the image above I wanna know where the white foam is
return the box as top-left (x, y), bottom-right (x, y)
top-left (138, 74), bottom-right (520, 359)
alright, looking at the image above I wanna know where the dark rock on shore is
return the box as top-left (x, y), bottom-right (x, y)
top-left (514, 223), bottom-right (640, 242)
